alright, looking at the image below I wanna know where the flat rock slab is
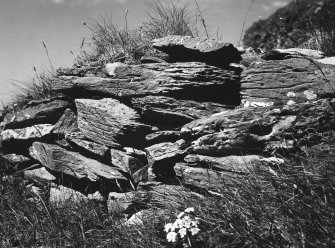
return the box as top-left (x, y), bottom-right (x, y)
top-left (174, 163), bottom-right (244, 192)
top-left (241, 58), bottom-right (335, 106)
top-left (76, 98), bottom-right (151, 147)
top-left (131, 96), bottom-right (231, 128)
top-left (184, 154), bottom-right (284, 173)
top-left (145, 139), bottom-right (188, 167)
top-left (2, 99), bottom-right (70, 129)
top-left (51, 108), bottom-right (79, 136)
top-left (1, 124), bottom-right (54, 143)
top-left (53, 62), bottom-right (240, 105)
top-left (145, 131), bottom-right (181, 145)
top-left (29, 142), bottom-right (126, 182)
top-left (261, 48), bottom-right (325, 60)
top-left (152, 35), bottom-right (242, 66)
top-left (67, 134), bottom-right (110, 159)
top-left (318, 57), bottom-right (335, 66)
top-left (65, 131), bottom-right (112, 158)
top-left (56, 66), bottom-right (103, 77)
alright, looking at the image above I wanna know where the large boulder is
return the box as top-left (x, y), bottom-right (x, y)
top-left (152, 35), bottom-right (242, 67)
top-left (53, 62), bottom-right (240, 106)
top-left (29, 142), bottom-right (127, 183)
top-left (75, 98), bottom-right (151, 148)
top-left (241, 58), bottom-right (335, 106)
top-left (2, 99), bottom-right (70, 129)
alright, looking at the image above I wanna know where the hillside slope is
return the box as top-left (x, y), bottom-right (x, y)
top-left (243, 0), bottom-right (333, 51)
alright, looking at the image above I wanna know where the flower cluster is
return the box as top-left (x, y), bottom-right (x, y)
top-left (164, 207), bottom-right (200, 247)
top-left (303, 90), bottom-right (317, 100)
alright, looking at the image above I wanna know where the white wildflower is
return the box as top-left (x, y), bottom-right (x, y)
top-left (179, 228), bottom-right (187, 238)
top-left (184, 207), bottom-right (194, 213)
top-left (177, 211), bottom-right (185, 219)
top-left (164, 223), bottom-right (175, 233)
top-left (182, 216), bottom-right (192, 228)
top-left (191, 220), bottom-right (199, 227)
top-left (174, 218), bottom-right (183, 228)
top-left (287, 100), bottom-right (296, 105)
top-left (287, 92), bottom-right (296, 97)
top-left (190, 227), bottom-right (200, 236)
top-left (166, 231), bottom-right (177, 242)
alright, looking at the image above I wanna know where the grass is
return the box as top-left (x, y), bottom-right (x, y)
top-left (299, 0), bottom-right (335, 56)
top-left (1, 131), bottom-right (335, 247)
top-left (1, 1), bottom-right (335, 247)
top-left (76, 0), bottom-right (195, 66)
top-left (9, 70), bottom-right (58, 110)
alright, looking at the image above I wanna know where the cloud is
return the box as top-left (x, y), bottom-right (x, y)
top-left (50, 0), bottom-right (127, 5)
top-left (272, 1), bottom-right (289, 8)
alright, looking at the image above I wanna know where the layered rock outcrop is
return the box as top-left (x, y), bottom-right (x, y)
top-left (1, 35), bottom-right (334, 221)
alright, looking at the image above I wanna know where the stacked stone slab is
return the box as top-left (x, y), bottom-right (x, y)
top-left (1, 36), bottom-right (334, 215)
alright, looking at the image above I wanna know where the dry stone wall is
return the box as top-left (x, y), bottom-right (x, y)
top-left (1, 35), bottom-right (334, 216)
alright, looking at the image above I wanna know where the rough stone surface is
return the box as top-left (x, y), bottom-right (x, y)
top-left (132, 96), bottom-right (231, 128)
top-left (241, 58), bottom-right (335, 105)
top-left (1, 124), bottom-right (54, 143)
top-left (24, 167), bottom-right (56, 182)
top-left (182, 99), bottom-right (335, 155)
top-left (29, 142), bottom-right (126, 182)
top-left (2, 99), bottom-right (70, 129)
top-left (56, 66), bottom-right (103, 77)
top-left (152, 35), bottom-right (242, 66)
top-left (53, 62), bottom-right (240, 105)
top-left (145, 139), bottom-right (188, 167)
top-left (76, 98), bottom-right (151, 147)
top-left (110, 148), bottom-right (146, 175)
top-left (50, 185), bottom-right (88, 206)
top-left (51, 108), bottom-right (79, 136)
top-left (174, 163), bottom-right (244, 192)
top-left (66, 132), bottom-right (110, 158)
top-left (123, 147), bottom-right (147, 161)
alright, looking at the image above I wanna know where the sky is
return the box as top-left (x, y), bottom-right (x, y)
top-left (0, 0), bottom-right (290, 106)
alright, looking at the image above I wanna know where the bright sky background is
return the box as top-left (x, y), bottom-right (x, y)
top-left (0, 0), bottom-right (290, 106)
